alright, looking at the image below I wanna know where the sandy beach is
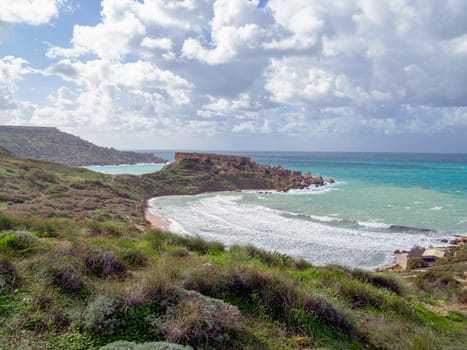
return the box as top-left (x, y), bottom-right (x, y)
top-left (145, 209), bottom-right (172, 231)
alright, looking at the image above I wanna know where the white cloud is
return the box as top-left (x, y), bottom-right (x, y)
top-left (0, 56), bottom-right (31, 111)
top-left (0, 0), bottom-right (63, 25)
top-left (141, 37), bottom-right (173, 51)
top-left (4, 0), bottom-right (467, 148)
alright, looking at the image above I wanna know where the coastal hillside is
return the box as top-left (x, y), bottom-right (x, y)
top-left (0, 150), bottom-right (326, 224)
top-left (0, 126), bottom-right (165, 166)
top-left (0, 149), bottom-right (466, 349)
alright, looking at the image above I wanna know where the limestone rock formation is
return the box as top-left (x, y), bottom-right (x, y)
top-left (172, 152), bottom-right (334, 192)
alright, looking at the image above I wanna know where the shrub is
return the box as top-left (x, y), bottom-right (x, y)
top-left (407, 257), bottom-right (426, 270)
top-left (0, 213), bottom-right (72, 238)
top-left (0, 212), bottom-right (19, 230)
top-left (129, 277), bottom-right (182, 311)
top-left (51, 265), bottom-right (85, 293)
top-left (337, 279), bottom-right (383, 309)
top-left (144, 229), bottom-right (174, 251)
top-left (0, 230), bottom-right (41, 256)
top-left (287, 257), bottom-right (313, 270)
top-left (159, 290), bottom-right (242, 346)
top-left (244, 245), bottom-right (290, 267)
top-left (83, 250), bottom-right (127, 279)
top-left (85, 221), bottom-right (129, 237)
top-left (182, 265), bottom-right (357, 340)
top-left (0, 257), bottom-right (17, 294)
top-left (122, 248), bottom-right (148, 268)
top-left (99, 341), bottom-right (193, 350)
top-left (84, 296), bottom-right (125, 335)
top-left (351, 269), bottom-right (404, 295)
top-left (177, 235), bottom-right (224, 254)
top-left (414, 270), bottom-right (464, 302)
top-left (169, 248), bottom-right (191, 258)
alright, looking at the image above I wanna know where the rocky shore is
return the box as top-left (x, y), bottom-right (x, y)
top-left (172, 152), bottom-right (334, 192)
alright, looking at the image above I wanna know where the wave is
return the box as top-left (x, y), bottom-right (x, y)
top-left (150, 194), bottom-right (451, 270)
top-left (285, 181), bottom-right (346, 195)
top-left (357, 221), bottom-right (391, 229)
top-left (429, 206), bottom-right (443, 211)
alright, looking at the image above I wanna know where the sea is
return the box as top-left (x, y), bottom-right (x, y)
top-left (89, 152), bottom-right (467, 270)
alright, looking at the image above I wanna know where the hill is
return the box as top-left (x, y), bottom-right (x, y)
top-left (0, 126), bottom-right (165, 166)
top-left (0, 149), bottom-right (466, 349)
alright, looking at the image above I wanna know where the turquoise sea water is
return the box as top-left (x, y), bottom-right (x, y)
top-left (84, 162), bottom-right (167, 175)
top-left (105, 151), bottom-right (467, 269)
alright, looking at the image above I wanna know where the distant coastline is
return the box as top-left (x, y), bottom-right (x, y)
top-left (0, 125), bottom-right (166, 166)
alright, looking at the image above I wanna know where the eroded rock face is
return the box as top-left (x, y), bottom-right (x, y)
top-left (173, 152), bottom-right (333, 192)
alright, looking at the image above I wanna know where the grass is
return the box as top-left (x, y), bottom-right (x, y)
top-left (0, 214), bottom-right (465, 349)
top-left (1, 150), bottom-right (466, 349)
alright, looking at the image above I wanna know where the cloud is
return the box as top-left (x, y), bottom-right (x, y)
top-left (0, 0), bottom-right (64, 25)
top-left (3, 0), bottom-right (467, 149)
top-left (0, 56), bottom-right (31, 111)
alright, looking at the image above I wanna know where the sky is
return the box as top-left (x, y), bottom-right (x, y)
top-left (1, 0), bottom-right (467, 152)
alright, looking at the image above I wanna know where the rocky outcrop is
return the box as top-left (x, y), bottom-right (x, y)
top-left (0, 126), bottom-right (166, 166)
top-left (172, 152), bottom-right (333, 192)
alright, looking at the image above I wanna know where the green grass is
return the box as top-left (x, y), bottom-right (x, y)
top-left (1, 150), bottom-right (466, 349)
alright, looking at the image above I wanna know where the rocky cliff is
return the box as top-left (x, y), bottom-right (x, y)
top-left (0, 126), bottom-right (165, 166)
top-left (171, 152), bottom-right (333, 192)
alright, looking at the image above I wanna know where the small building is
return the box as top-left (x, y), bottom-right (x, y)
top-left (421, 248), bottom-right (447, 263)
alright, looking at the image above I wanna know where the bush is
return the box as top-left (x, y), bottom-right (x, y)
top-left (0, 213), bottom-right (71, 238)
top-left (85, 221), bottom-right (130, 237)
top-left (182, 265), bottom-right (357, 340)
top-left (122, 248), bottom-right (148, 268)
top-left (337, 279), bottom-right (383, 309)
top-left (99, 341), bottom-right (192, 350)
top-left (169, 248), bottom-right (191, 258)
top-left (407, 257), bottom-right (426, 270)
top-left (0, 257), bottom-right (17, 294)
top-left (351, 269), bottom-right (403, 295)
top-left (0, 230), bottom-right (41, 256)
top-left (287, 257), bottom-right (313, 270)
top-left (244, 245), bottom-right (290, 267)
top-left (0, 212), bottom-right (19, 230)
top-left (177, 235), bottom-right (224, 254)
top-left (159, 290), bottom-right (242, 346)
top-left (84, 250), bottom-right (127, 279)
top-left (51, 265), bottom-right (85, 293)
top-left (84, 296), bottom-right (125, 335)
top-left (415, 270), bottom-right (464, 302)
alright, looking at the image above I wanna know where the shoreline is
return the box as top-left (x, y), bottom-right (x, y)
top-left (144, 192), bottom-right (460, 271)
top-left (145, 208), bottom-right (172, 231)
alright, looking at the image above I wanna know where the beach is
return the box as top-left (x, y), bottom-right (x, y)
top-left (145, 208), bottom-right (172, 231)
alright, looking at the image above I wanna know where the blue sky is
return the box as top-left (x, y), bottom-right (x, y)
top-left (1, 0), bottom-right (467, 152)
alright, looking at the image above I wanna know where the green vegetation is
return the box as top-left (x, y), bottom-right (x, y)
top-left (0, 146), bottom-right (466, 349)
top-left (0, 212), bottom-right (465, 349)
top-left (0, 126), bottom-right (165, 166)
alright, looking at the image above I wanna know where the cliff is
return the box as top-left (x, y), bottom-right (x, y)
top-left (0, 125), bottom-right (165, 166)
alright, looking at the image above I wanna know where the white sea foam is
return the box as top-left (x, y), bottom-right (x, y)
top-left (150, 193), bottom-right (449, 270)
top-left (429, 206), bottom-right (443, 211)
top-left (357, 221), bottom-right (392, 229)
top-left (284, 181), bottom-right (345, 195)
top-left (284, 211), bottom-right (344, 223)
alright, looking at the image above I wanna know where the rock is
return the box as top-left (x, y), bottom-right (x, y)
top-left (324, 178), bottom-right (335, 184)
top-left (172, 152), bottom-right (334, 192)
